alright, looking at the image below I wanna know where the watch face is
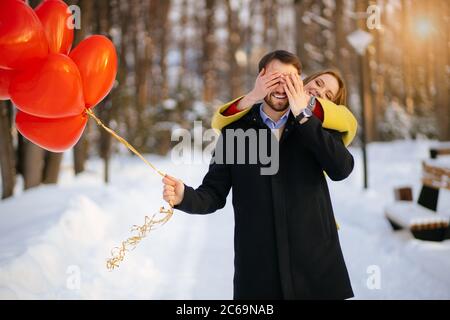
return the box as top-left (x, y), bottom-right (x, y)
top-left (304, 108), bottom-right (313, 117)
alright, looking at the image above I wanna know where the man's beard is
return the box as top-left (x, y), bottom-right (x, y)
top-left (264, 93), bottom-right (290, 112)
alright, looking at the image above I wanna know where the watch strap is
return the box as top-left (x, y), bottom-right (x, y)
top-left (307, 95), bottom-right (316, 111)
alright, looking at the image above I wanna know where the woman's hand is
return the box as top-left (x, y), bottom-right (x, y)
top-left (283, 73), bottom-right (311, 117)
top-left (162, 174), bottom-right (185, 206)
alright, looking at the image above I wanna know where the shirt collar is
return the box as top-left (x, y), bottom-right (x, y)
top-left (259, 104), bottom-right (290, 129)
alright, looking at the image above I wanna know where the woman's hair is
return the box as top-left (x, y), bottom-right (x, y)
top-left (303, 69), bottom-right (347, 105)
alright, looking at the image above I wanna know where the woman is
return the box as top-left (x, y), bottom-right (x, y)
top-left (211, 69), bottom-right (357, 147)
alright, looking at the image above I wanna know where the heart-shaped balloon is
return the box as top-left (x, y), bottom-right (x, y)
top-left (16, 110), bottom-right (88, 153)
top-left (0, 0), bottom-right (49, 70)
top-left (0, 68), bottom-right (14, 100)
top-left (69, 35), bottom-right (118, 108)
top-left (10, 53), bottom-right (85, 118)
top-left (35, 0), bottom-right (74, 55)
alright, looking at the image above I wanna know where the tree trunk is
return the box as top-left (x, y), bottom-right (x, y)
top-left (73, 0), bottom-right (94, 175)
top-left (401, 0), bottom-right (414, 114)
top-left (226, 0), bottom-right (244, 99)
top-left (42, 152), bottom-right (63, 184)
top-left (334, 0), bottom-right (353, 83)
top-left (159, 1), bottom-right (171, 102)
top-left (99, 97), bottom-right (112, 184)
top-left (73, 135), bottom-right (89, 175)
top-left (262, 0), bottom-right (277, 50)
top-left (178, 0), bottom-right (188, 89)
top-left (295, 0), bottom-right (311, 72)
top-left (434, 0), bottom-right (449, 140)
top-left (27, 0), bottom-right (40, 8)
top-left (0, 101), bottom-right (16, 199)
top-left (16, 133), bottom-right (24, 176)
top-left (202, 0), bottom-right (216, 103)
top-left (372, 13), bottom-right (385, 142)
top-left (95, 0), bottom-right (114, 183)
top-left (356, 0), bottom-right (374, 143)
top-left (130, 0), bottom-right (150, 149)
top-left (22, 140), bottom-right (45, 190)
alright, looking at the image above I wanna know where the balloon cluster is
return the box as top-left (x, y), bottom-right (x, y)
top-left (0, 0), bottom-right (117, 152)
top-left (1, 0), bottom-right (173, 270)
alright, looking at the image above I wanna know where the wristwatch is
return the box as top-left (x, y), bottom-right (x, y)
top-left (295, 96), bottom-right (315, 123)
top-left (307, 95), bottom-right (316, 111)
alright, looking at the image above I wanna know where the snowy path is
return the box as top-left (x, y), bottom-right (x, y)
top-left (0, 141), bottom-right (449, 299)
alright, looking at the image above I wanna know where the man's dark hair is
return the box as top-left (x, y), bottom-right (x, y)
top-left (258, 50), bottom-right (302, 75)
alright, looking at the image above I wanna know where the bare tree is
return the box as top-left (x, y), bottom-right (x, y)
top-left (295, 0), bottom-right (311, 71)
top-left (401, 0), bottom-right (414, 114)
top-left (0, 101), bottom-right (16, 199)
top-left (371, 1), bottom-right (385, 142)
top-left (177, 0), bottom-right (189, 88)
top-left (148, 0), bottom-right (171, 106)
top-left (22, 142), bottom-right (45, 190)
top-left (355, 0), bottom-right (375, 142)
top-left (262, 0), bottom-right (278, 50)
top-left (226, 0), bottom-right (244, 98)
top-left (433, 0), bottom-right (449, 140)
top-left (95, 0), bottom-right (113, 183)
top-left (72, 0), bottom-right (94, 175)
top-left (202, 0), bottom-right (217, 103)
top-left (42, 152), bottom-right (63, 184)
top-left (158, 1), bottom-right (171, 102)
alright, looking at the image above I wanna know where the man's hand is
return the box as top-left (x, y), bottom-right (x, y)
top-left (162, 174), bottom-right (185, 206)
top-left (237, 68), bottom-right (281, 111)
top-left (283, 73), bottom-right (311, 117)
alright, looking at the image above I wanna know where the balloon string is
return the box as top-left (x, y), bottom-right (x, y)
top-left (85, 108), bottom-right (166, 177)
top-left (84, 108), bottom-right (174, 271)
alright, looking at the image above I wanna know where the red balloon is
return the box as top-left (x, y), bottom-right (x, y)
top-left (16, 111), bottom-right (87, 152)
top-left (0, 68), bottom-right (14, 100)
top-left (69, 35), bottom-right (118, 108)
top-left (10, 53), bottom-right (84, 118)
top-left (0, 0), bottom-right (49, 70)
top-left (35, 0), bottom-right (74, 55)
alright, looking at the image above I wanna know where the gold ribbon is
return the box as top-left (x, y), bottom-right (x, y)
top-left (85, 108), bottom-right (174, 270)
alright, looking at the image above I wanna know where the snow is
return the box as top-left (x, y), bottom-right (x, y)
top-left (426, 157), bottom-right (450, 170)
top-left (163, 99), bottom-right (177, 110)
top-left (0, 140), bottom-right (450, 299)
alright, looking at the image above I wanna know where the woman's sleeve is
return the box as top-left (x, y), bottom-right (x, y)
top-left (317, 98), bottom-right (358, 147)
top-left (210, 96), bottom-right (252, 132)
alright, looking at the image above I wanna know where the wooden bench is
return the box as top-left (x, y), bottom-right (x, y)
top-left (385, 159), bottom-right (450, 242)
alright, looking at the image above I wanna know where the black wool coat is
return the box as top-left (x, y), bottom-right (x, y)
top-left (175, 104), bottom-right (355, 300)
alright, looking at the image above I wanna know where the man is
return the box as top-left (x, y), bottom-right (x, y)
top-left (163, 50), bottom-right (354, 299)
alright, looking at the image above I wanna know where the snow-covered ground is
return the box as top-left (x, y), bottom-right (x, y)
top-left (0, 140), bottom-right (449, 299)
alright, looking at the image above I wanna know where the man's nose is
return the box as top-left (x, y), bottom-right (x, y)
top-left (274, 82), bottom-right (284, 91)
